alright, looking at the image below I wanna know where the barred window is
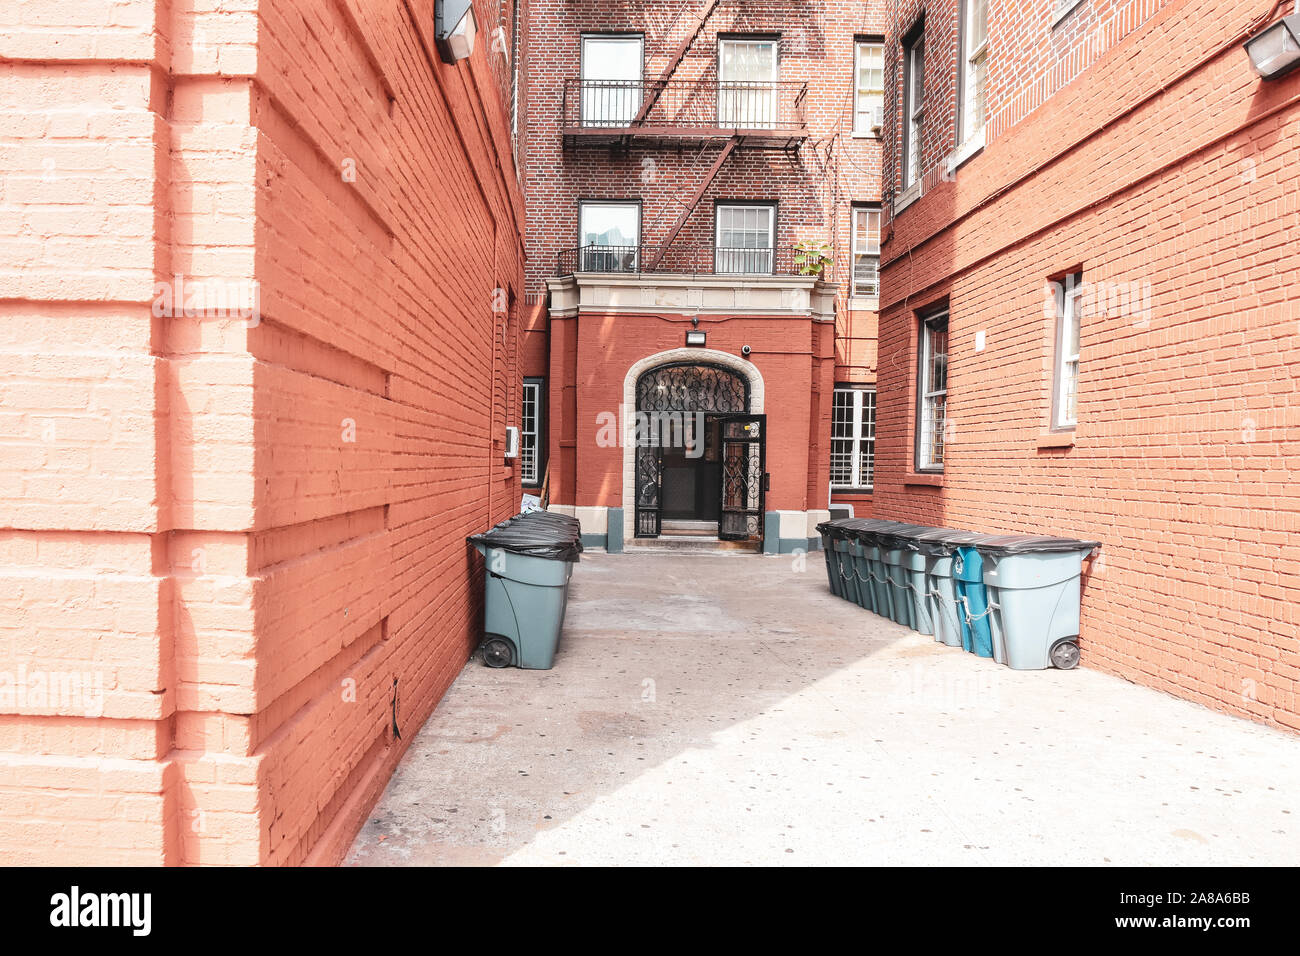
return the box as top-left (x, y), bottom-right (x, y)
top-left (830, 386), bottom-right (876, 490)
top-left (521, 378), bottom-right (544, 485)
top-left (916, 311), bottom-right (948, 471)
top-left (960, 0), bottom-right (989, 143)
top-left (1052, 276), bottom-right (1082, 429)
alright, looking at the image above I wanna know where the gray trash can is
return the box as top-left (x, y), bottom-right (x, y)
top-left (467, 511), bottom-right (583, 669)
top-left (974, 535), bottom-right (1101, 670)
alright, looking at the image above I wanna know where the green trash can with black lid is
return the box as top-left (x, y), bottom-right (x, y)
top-left (845, 519), bottom-right (910, 619)
top-left (816, 519), bottom-right (849, 599)
top-left (974, 534), bottom-right (1101, 670)
top-left (467, 511), bottom-right (583, 669)
top-left (880, 525), bottom-right (930, 630)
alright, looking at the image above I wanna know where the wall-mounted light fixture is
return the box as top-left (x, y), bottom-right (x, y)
top-left (436, 0), bottom-right (478, 64)
top-left (1244, 13), bottom-right (1300, 80)
top-left (685, 330), bottom-right (706, 347)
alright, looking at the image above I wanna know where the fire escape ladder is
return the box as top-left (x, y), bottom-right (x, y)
top-left (643, 135), bottom-right (740, 271)
top-left (629, 0), bottom-right (724, 128)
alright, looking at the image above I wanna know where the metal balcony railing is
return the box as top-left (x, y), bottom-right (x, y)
top-left (560, 78), bottom-right (808, 138)
top-left (554, 244), bottom-right (832, 279)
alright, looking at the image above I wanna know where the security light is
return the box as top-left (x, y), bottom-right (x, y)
top-left (686, 330), bottom-right (706, 347)
top-left (436, 0), bottom-right (477, 64)
top-left (1244, 13), bottom-right (1300, 80)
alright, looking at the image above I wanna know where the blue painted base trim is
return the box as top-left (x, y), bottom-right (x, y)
top-left (763, 512), bottom-right (780, 555)
top-left (580, 533), bottom-right (606, 549)
top-left (606, 507), bottom-right (624, 553)
top-left (776, 537), bottom-right (811, 554)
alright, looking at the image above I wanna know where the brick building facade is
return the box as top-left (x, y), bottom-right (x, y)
top-left (873, 0), bottom-right (1300, 730)
top-left (0, 0), bottom-right (526, 864)
top-left (520, 0), bottom-right (890, 548)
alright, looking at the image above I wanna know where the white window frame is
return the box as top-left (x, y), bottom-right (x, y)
top-left (916, 310), bottom-right (948, 472)
top-left (903, 32), bottom-right (925, 189)
top-left (521, 378), bottom-right (544, 485)
top-left (581, 34), bottom-right (643, 127)
top-left (715, 203), bottom-right (775, 275)
top-left (578, 201), bottom-right (640, 271)
top-left (717, 37), bottom-right (779, 129)
top-left (851, 204), bottom-right (881, 299)
top-left (830, 386), bottom-right (876, 491)
top-left (1052, 276), bottom-right (1082, 430)
top-left (960, 0), bottom-right (989, 145)
top-left (853, 40), bottom-right (885, 136)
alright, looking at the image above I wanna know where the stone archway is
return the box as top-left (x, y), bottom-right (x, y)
top-left (620, 348), bottom-right (765, 544)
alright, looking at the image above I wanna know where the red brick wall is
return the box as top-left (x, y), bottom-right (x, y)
top-left (556, 308), bottom-right (828, 514)
top-left (522, 0), bottom-right (887, 512)
top-left (0, 0), bottom-right (526, 865)
top-left (876, 0), bottom-right (1300, 730)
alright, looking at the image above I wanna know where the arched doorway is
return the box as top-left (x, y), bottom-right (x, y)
top-left (633, 362), bottom-right (764, 540)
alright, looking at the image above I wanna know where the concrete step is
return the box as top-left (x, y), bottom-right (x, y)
top-left (661, 519), bottom-right (719, 534)
top-left (624, 535), bottom-right (761, 554)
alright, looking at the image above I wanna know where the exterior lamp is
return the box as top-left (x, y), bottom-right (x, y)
top-left (436, 0), bottom-right (477, 64)
top-left (686, 330), bottom-right (706, 347)
top-left (1244, 13), bottom-right (1300, 80)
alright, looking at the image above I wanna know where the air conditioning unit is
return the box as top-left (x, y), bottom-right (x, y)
top-left (504, 426), bottom-right (520, 458)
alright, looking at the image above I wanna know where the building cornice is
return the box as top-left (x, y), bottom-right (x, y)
top-left (546, 273), bottom-right (836, 322)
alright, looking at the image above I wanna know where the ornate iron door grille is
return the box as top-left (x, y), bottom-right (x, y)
top-left (717, 415), bottom-right (766, 541)
top-left (634, 363), bottom-right (748, 537)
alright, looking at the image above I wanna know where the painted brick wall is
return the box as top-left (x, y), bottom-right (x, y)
top-left (0, 0), bottom-right (526, 864)
top-left (875, 0), bottom-right (1300, 730)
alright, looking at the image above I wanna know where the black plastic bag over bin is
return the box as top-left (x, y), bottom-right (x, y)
top-left (466, 511), bottom-right (584, 562)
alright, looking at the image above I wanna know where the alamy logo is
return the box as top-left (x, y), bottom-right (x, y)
top-left (49, 886), bottom-right (151, 936)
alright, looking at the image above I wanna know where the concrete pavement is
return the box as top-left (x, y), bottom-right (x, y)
top-left (346, 550), bottom-right (1299, 866)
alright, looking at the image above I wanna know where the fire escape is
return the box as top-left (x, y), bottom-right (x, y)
top-left (557, 0), bottom-right (809, 275)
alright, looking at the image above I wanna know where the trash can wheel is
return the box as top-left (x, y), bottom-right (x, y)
top-left (1050, 639), bottom-right (1080, 670)
top-left (482, 637), bottom-right (515, 669)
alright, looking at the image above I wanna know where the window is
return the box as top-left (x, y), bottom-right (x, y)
top-left (831, 386), bottom-right (876, 491)
top-left (1052, 275), bottom-right (1082, 429)
top-left (715, 203), bottom-right (775, 274)
top-left (578, 201), bottom-right (639, 271)
top-left (521, 378), bottom-right (545, 485)
top-left (851, 205), bottom-right (881, 298)
top-left (718, 37), bottom-right (778, 128)
top-left (916, 309), bottom-right (948, 471)
top-left (581, 35), bottom-right (643, 127)
top-left (853, 40), bottom-right (885, 134)
top-left (959, 0), bottom-right (989, 143)
top-left (902, 28), bottom-right (925, 188)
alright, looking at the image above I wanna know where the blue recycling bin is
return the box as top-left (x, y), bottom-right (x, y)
top-left (913, 529), bottom-right (996, 648)
top-left (976, 535), bottom-right (1101, 670)
top-left (952, 546), bottom-right (994, 658)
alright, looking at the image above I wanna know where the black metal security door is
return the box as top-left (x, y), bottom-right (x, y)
top-left (634, 363), bottom-right (748, 537)
top-left (717, 414), bottom-right (766, 541)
